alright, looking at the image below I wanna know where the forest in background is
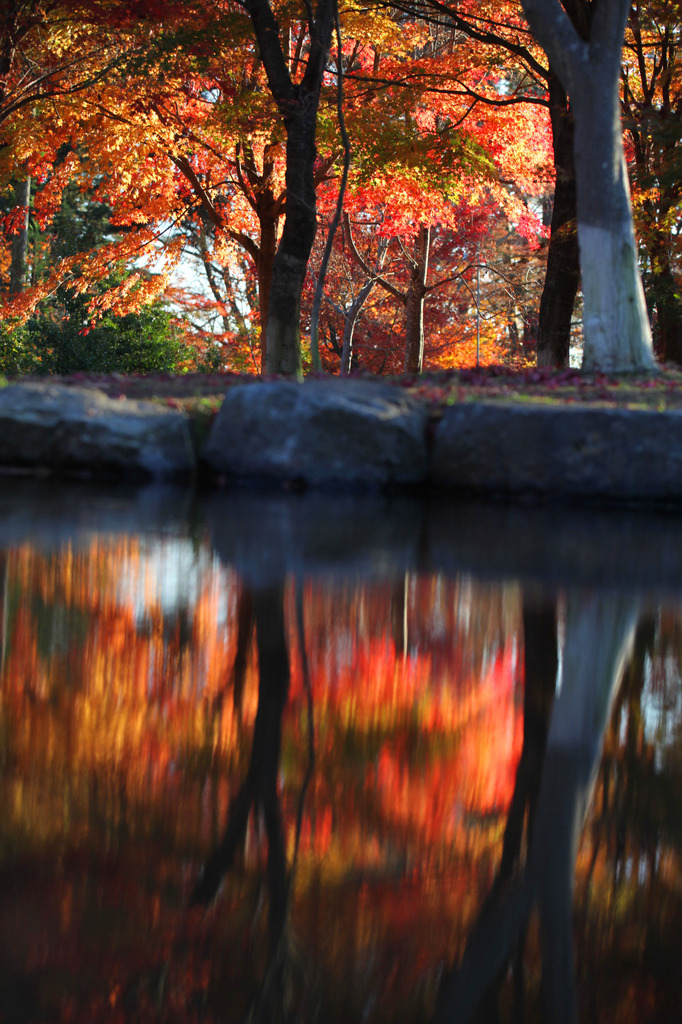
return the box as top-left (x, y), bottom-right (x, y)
top-left (0, 1), bottom-right (679, 378)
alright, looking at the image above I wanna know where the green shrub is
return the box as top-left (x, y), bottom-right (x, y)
top-left (1, 290), bottom-right (202, 376)
top-left (0, 321), bottom-right (41, 375)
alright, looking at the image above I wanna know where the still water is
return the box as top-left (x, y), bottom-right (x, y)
top-left (0, 482), bottom-right (681, 1024)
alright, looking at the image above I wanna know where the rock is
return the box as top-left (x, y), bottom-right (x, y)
top-left (202, 378), bottom-right (429, 490)
top-left (0, 382), bottom-right (195, 480)
top-left (431, 401), bottom-right (682, 502)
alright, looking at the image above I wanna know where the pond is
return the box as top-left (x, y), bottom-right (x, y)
top-left (0, 480), bottom-right (681, 1024)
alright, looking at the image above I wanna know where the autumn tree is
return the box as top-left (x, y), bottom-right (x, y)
top-left (342, 217), bottom-right (433, 374)
top-left (0, 2), bottom-right (339, 373)
top-left (305, 7), bottom-right (552, 373)
top-left (309, 196), bottom-right (544, 373)
top-left (0, 1), bottom-right (129, 298)
top-left (240, 0), bottom-right (335, 376)
top-left (248, 0), bottom-right (547, 374)
top-left (0, 2), bottom-right (124, 129)
top-left (367, 0), bottom-right (576, 369)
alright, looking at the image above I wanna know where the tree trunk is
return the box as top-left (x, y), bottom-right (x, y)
top-left (245, 0), bottom-right (335, 377)
top-left (648, 239), bottom-right (682, 363)
top-left (403, 224), bottom-right (430, 374)
top-left (537, 76), bottom-right (579, 368)
top-left (257, 212), bottom-right (277, 371)
top-left (521, 0), bottom-right (656, 373)
top-left (572, 89), bottom-right (654, 372)
top-left (265, 109), bottom-right (319, 376)
top-left (8, 176), bottom-right (30, 297)
top-left (340, 279), bottom-right (374, 374)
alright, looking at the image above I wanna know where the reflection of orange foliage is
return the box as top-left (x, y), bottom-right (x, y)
top-left (1, 548), bottom-right (522, 875)
top-left (282, 580), bottom-right (522, 873)
top-left (372, 647), bottom-right (522, 848)
top-left (3, 538), bottom-right (682, 1023)
top-left (1, 539), bottom-right (260, 857)
top-left (0, 540), bottom-right (527, 1023)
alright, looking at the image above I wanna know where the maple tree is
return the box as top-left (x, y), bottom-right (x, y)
top-left (301, 5), bottom-right (552, 373)
top-left (309, 206), bottom-right (542, 373)
top-left (0, 1), bottom-right (148, 290)
top-left (0, 1), bottom-right (338, 371)
top-left (379, 0), bottom-right (682, 372)
top-left (243, 0), bottom-right (336, 376)
top-left (369, 0), bottom-right (576, 369)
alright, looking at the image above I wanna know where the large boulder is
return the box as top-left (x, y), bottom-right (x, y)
top-left (202, 378), bottom-right (429, 490)
top-left (431, 401), bottom-right (682, 502)
top-left (0, 382), bottom-right (195, 480)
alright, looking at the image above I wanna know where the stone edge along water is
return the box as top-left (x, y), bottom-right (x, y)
top-left (0, 381), bottom-right (195, 481)
top-left (0, 378), bottom-right (681, 504)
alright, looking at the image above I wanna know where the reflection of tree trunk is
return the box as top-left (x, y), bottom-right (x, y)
top-left (531, 595), bottom-right (637, 1024)
top-left (390, 574), bottom-right (409, 661)
top-left (252, 586), bottom-right (289, 949)
top-left (232, 586), bottom-right (254, 717)
top-left (0, 554), bottom-right (7, 670)
top-left (432, 593), bottom-right (638, 1024)
top-left (499, 590), bottom-right (557, 883)
top-left (192, 585), bottom-right (289, 954)
top-left (192, 582), bottom-right (316, 1024)
top-left (468, 590), bottom-right (558, 1024)
top-left (610, 614), bottom-right (656, 890)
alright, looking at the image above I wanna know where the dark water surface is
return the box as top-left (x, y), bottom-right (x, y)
top-left (0, 482), bottom-right (681, 1024)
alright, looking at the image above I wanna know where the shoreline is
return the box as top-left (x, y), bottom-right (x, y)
top-left (1, 376), bottom-right (681, 506)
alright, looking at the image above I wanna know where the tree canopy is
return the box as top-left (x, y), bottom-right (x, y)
top-left (0, 0), bottom-right (678, 374)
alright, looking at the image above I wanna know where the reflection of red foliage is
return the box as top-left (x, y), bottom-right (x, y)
top-left (371, 647), bottom-right (522, 847)
top-left (1, 546), bottom-right (526, 1021)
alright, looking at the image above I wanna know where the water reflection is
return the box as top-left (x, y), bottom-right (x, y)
top-left (0, 488), bottom-right (680, 1023)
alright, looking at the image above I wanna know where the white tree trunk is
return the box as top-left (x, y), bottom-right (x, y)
top-left (578, 222), bottom-right (653, 372)
top-left (521, 0), bottom-right (656, 373)
top-left (573, 120), bottom-right (655, 373)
